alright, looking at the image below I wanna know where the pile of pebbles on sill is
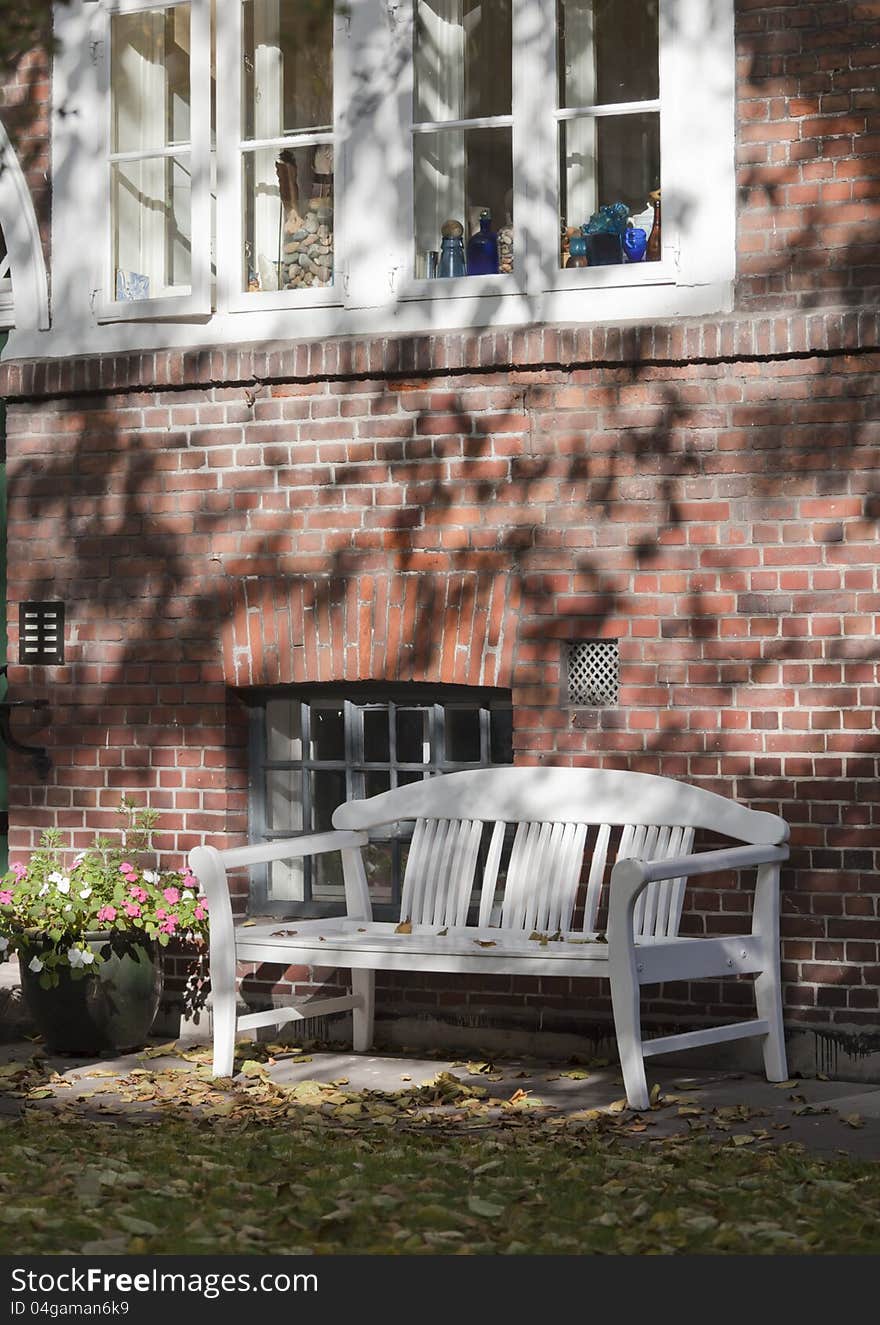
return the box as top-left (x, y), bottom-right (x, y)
top-left (498, 226), bottom-right (513, 275)
top-left (283, 203), bottom-right (333, 289)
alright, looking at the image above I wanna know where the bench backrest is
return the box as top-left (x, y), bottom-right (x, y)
top-left (332, 767), bottom-right (789, 939)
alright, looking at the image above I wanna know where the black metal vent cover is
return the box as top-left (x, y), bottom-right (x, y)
top-left (19, 601), bottom-right (65, 665)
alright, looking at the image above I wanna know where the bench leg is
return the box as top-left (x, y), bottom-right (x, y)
top-left (755, 964), bottom-right (787, 1082)
top-left (611, 984), bottom-right (651, 1111)
top-left (352, 968), bottom-right (375, 1052)
top-left (212, 982), bottom-right (237, 1078)
top-left (753, 862), bottom-right (788, 1083)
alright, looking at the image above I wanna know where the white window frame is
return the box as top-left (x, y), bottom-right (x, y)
top-left (37, 0), bottom-right (735, 354)
top-left (94, 0), bottom-right (213, 323)
top-left (215, 0), bottom-right (343, 313)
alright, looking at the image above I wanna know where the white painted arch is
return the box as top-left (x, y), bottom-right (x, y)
top-left (0, 117), bottom-right (49, 332)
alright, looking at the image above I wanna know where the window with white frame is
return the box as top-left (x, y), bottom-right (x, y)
top-left (91, 0), bottom-right (734, 327)
top-left (102, 0), bottom-right (212, 319)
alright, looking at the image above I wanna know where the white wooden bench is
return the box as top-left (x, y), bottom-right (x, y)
top-left (188, 767), bottom-right (790, 1110)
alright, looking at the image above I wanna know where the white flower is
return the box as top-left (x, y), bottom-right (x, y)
top-left (55, 878), bottom-right (71, 895)
top-left (63, 905), bottom-right (73, 913)
top-left (28, 956), bottom-right (44, 973)
top-left (79, 887), bottom-right (92, 900)
top-left (181, 889), bottom-right (194, 901)
top-left (72, 852), bottom-right (86, 867)
top-left (67, 947), bottom-right (95, 968)
top-left (0, 936), bottom-right (8, 952)
top-left (38, 884), bottom-right (49, 897)
top-left (142, 871), bottom-right (158, 884)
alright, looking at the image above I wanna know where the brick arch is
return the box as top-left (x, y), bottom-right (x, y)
top-left (221, 572), bottom-right (520, 690)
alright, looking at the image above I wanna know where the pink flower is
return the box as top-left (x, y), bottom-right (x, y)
top-left (123, 901), bottom-right (142, 918)
top-left (156, 908), bottom-right (167, 921)
top-left (194, 904), bottom-right (207, 921)
top-left (163, 887), bottom-right (180, 905)
top-left (0, 890), bottom-right (12, 905)
top-left (11, 862), bottom-right (27, 878)
top-left (119, 863), bottom-right (134, 874)
top-left (129, 885), bottom-right (148, 903)
top-left (160, 915), bottom-right (179, 935)
top-left (97, 905), bottom-right (117, 923)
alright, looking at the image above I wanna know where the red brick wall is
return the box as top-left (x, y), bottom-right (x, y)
top-left (2, 308), bottom-right (878, 1041)
top-left (0, 2), bottom-right (879, 1047)
top-left (736, 0), bottom-right (880, 312)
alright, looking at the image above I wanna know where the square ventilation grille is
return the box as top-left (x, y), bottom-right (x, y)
top-left (565, 640), bottom-right (619, 707)
top-left (19, 601), bottom-right (65, 665)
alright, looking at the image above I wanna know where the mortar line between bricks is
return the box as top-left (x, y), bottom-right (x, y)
top-left (2, 340), bottom-right (879, 407)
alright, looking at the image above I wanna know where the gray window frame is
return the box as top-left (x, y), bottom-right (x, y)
top-left (243, 682), bottom-right (513, 919)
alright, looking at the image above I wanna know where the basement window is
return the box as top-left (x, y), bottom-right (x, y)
top-left (245, 683), bottom-right (513, 918)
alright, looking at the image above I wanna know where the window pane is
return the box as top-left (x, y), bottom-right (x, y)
top-left (310, 769), bottom-right (347, 830)
top-left (313, 852), bottom-right (344, 901)
top-left (266, 768), bottom-right (304, 831)
top-left (268, 857), bottom-right (305, 903)
top-left (558, 0), bottom-right (658, 108)
top-left (243, 146), bottom-right (334, 293)
top-left (490, 708), bottom-right (513, 764)
top-left (414, 127), bottom-right (512, 277)
top-left (112, 155), bottom-right (192, 298)
top-left (112, 6), bottom-right (191, 154)
top-left (444, 707), bottom-right (482, 762)
top-left (365, 771), bottom-right (391, 800)
top-left (363, 710), bottom-right (390, 763)
top-left (310, 706), bottom-right (345, 761)
top-left (559, 112), bottom-right (659, 262)
top-left (364, 843), bottom-right (394, 907)
top-left (414, 0), bottom-right (511, 123)
top-left (243, 0), bottom-right (332, 140)
top-left (267, 699), bottom-right (303, 761)
top-left (396, 709), bottom-right (429, 764)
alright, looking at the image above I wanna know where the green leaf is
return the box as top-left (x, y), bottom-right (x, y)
top-left (466, 1196), bottom-right (505, 1218)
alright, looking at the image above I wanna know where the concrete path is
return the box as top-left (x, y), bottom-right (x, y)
top-left (4, 956), bottom-right (880, 1159)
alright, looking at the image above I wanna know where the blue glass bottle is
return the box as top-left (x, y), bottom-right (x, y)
top-left (466, 209), bottom-right (499, 276)
top-left (437, 219), bottom-right (466, 278)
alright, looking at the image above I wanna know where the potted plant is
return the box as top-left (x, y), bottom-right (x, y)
top-left (0, 798), bottom-right (209, 1054)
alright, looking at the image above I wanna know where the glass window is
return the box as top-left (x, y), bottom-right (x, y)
top-left (413, 0), bottom-right (513, 279)
top-left (96, 0), bottom-right (734, 328)
top-left (240, 0), bottom-right (334, 294)
top-left (557, 0), bottom-right (660, 268)
top-left (250, 685), bottom-right (513, 915)
top-left (110, 5), bottom-right (193, 300)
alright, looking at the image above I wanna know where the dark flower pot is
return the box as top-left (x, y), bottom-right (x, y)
top-left (19, 932), bottom-right (163, 1055)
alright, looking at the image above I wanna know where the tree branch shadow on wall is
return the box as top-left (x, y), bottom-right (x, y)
top-left (2, 3), bottom-right (880, 1031)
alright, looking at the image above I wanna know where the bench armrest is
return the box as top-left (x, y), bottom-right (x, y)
top-left (621, 842), bottom-right (789, 888)
top-left (188, 829), bottom-right (372, 929)
top-left (608, 841), bottom-right (788, 964)
top-left (192, 830), bottom-right (368, 874)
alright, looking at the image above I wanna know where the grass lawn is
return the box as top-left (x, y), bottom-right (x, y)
top-left (1, 1046), bottom-right (879, 1256)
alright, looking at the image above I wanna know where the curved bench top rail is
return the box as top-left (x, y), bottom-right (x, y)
top-left (332, 767), bottom-right (789, 846)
